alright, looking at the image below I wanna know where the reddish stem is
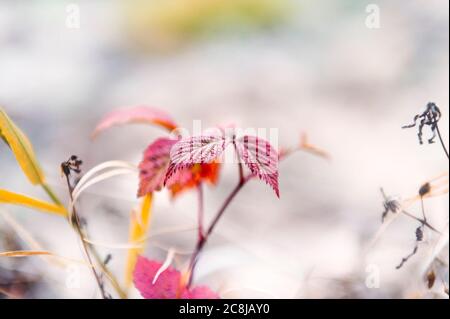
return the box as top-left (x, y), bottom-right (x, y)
top-left (187, 175), bottom-right (248, 287)
top-left (197, 184), bottom-right (205, 240)
top-left (186, 139), bottom-right (291, 287)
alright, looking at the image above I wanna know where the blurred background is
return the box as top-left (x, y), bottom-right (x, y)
top-left (0, 0), bottom-right (448, 299)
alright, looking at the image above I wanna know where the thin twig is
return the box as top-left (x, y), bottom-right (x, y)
top-left (435, 125), bottom-right (449, 160)
top-left (187, 175), bottom-right (248, 287)
top-left (41, 183), bottom-right (63, 206)
top-left (63, 173), bottom-right (108, 299)
top-left (396, 242), bottom-right (420, 269)
top-left (233, 141), bottom-right (245, 184)
top-left (197, 184), bottom-right (205, 240)
top-left (419, 196), bottom-right (427, 222)
top-left (396, 196), bottom-right (429, 270)
top-left (400, 210), bottom-right (440, 234)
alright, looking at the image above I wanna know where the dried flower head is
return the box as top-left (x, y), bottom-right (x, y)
top-left (402, 102), bottom-right (442, 145)
top-left (61, 155), bottom-right (83, 177)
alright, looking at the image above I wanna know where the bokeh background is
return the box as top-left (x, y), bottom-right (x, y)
top-left (0, 0), bottom-right (448, 299)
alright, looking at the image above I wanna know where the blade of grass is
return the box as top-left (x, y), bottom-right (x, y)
top-left (0, 189), bottom-right (67, 216)
top-left (0, 250), bottom-right (52, 257)
top-left (124, 193), bottom-right (153, 290)
top-left (0, 107), bottom-right (46, 185)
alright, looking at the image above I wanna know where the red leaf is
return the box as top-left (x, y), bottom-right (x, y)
top-left (138, 137), bottom-right (221, 198)
top-left (138, 137), bottom-right (178, 197)
top-left (92, 106), bottom-right (178, 138)
top-left (133, 256), bottom-right (219, 299)
top-left (133, 256), bottom-right (180, 299)
top-left (166, 162), bottom-right (221, 197)
top-left (164, 135), bottom-right (230, 185)
top-left (235, 136), bottom-right (279, 197)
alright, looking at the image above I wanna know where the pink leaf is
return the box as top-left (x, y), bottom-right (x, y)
top-left (164, 135), bottom-right (230, 185)
top-left (235, 136), bottom-right (280, 197)
top-left (133, 256), bottom-right (180, 299)
top-left (92, 106), bottom-right (178, 138)
top-left (138, 137), bottom-right (178, 197)
top-left (134, 256), bottom-right (220, 299)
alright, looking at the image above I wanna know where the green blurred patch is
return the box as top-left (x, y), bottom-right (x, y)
top-left (124, 0), bottom-right (291, 51)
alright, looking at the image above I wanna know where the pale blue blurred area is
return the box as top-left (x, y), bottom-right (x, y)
top-left (0, 0), bottom-right (448, 298)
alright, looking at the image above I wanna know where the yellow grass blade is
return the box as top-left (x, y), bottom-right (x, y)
top-left (124, 193), bottom-right (153, 289)
top-left (0, 189), bottom-right (67, 216)
top-left (0, 107), bottom-right (46, 185)
top-left (0, 250), bottom-right (52, 257)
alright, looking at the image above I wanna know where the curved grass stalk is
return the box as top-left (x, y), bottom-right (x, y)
top-left (82, 238), bottom-right (143, 250)
top-left (68, 161), bottom-right (137, 222)
top-left (62, 160), bottom-right (143, 298)
top-left (69, 168), bottom-right (136, 220)
top-left (73, 160), bottom-right (137, 192)
top-left (136, 225), bottom-right (197, 243)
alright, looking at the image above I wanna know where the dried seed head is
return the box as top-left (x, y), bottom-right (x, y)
top-left (61, 155), bottom-right (83, 177)
top-left (426, 271), bottom-right (436, 289)
top-left (419, 183), bottom-right (431, 197)
top-left (415, 226), bottom-right (424, 242)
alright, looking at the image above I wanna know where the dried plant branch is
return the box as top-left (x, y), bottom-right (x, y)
top-left (435, 124), bottom-right (449, 159)
top-left (61, 159), bottom-right (109, 299)
top-left (402, 102), bottom-right (448, 159)
top-left (396, 225), bottom-right (424, 269)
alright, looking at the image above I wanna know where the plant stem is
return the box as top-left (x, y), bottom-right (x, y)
top-left (187, 177), bottom-right (248, 287)
top-left (435, 125), bottom-right (449, 160)
top-left (197, 184), bottom-right (205, 239)
top-left (42, 183), bottom-right (63, 206)
top-left (40, 167), bottom-right (125, 297)
top-left (86, 232), bottom-right (127, 299)
top-left (205, 179), bottom-right (246, 238)
top-left (233, 142), bottom-right (245, 185)
top-left (401, 210), bottom-right (440, 234)
top-left (186, 139), bottom-right (285, 287)
top-left (64, 174), bottom-right (108, 299)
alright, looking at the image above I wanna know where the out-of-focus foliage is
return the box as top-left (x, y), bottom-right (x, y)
top-left (92, 106), bottom-right (178, 139)
top-left (124, 0), bottom-right (290, 50)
